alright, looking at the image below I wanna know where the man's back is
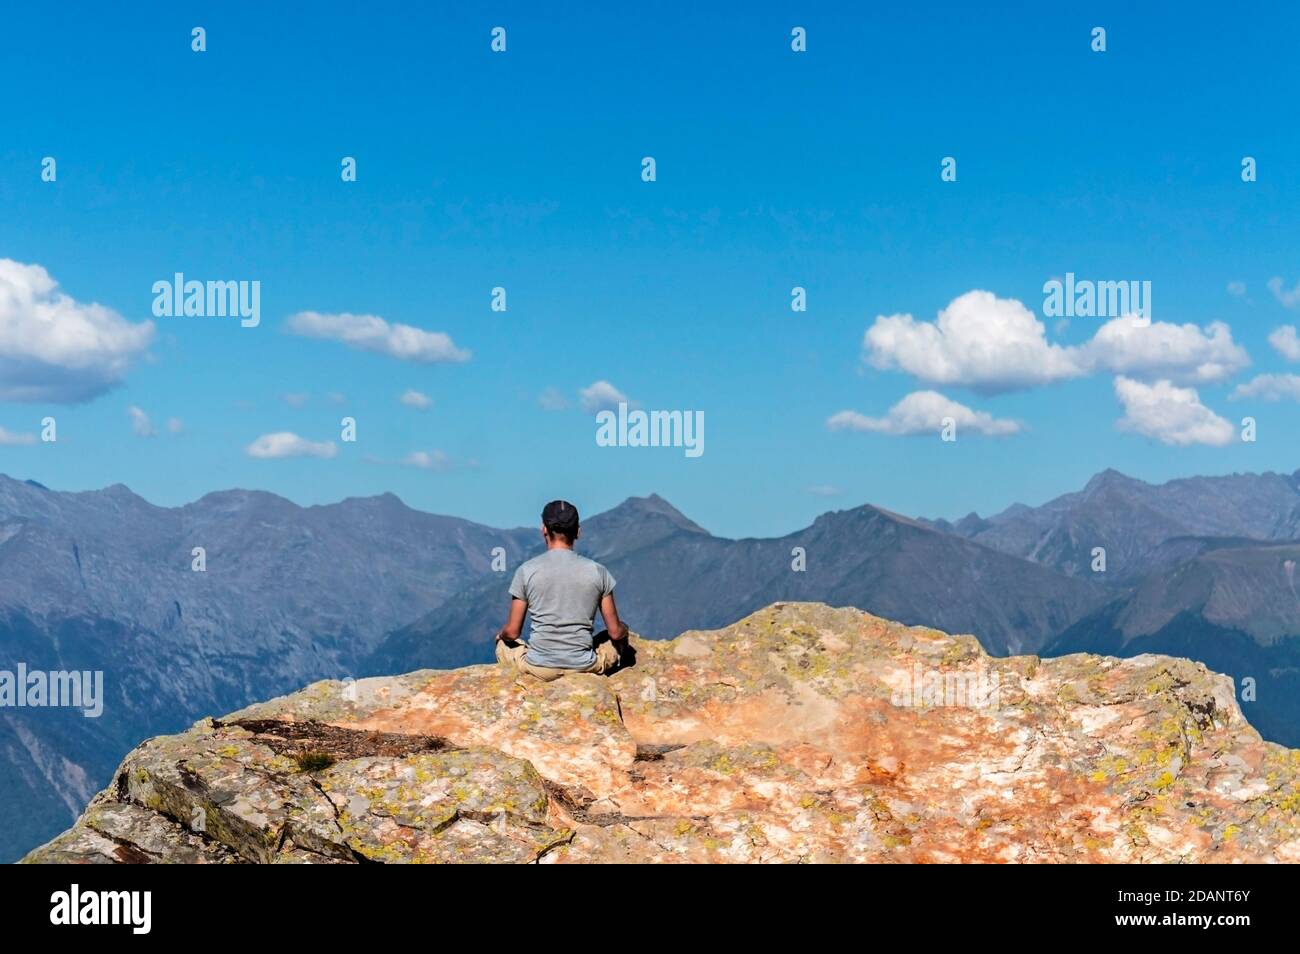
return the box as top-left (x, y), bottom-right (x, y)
top-left (509, 549), bottom-right (616, 668)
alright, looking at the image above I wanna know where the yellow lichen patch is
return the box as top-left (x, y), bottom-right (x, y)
top-left (1272, 789), bottom-right (1300, 813)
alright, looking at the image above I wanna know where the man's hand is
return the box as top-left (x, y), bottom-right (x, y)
top-left (602, 593), bottom-right (629, 643)
top-left (497, 598), bottom-right (527, 644)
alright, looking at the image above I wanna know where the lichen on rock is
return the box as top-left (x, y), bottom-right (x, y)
top-left (22, 602), bottom-right (1300, 863)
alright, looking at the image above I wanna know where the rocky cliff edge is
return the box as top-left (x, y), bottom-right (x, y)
top-left (23, 603), bottom-right (1300, 863)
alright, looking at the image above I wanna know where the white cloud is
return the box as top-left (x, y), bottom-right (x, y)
top-left (1227, 280), bottom-right (1247, 297)
top-left (400, 388), bottom-right (432, 410)
top-left (0, 258), bottom-right (155, 403)
top-left (403, 450), bottom-right (453, 472)
top-left (863, 290), bottom-right (1249, 392)
top-left (1231, 373), bottom-right (1300, 402)
top-left (1113, 376), bottom-right (1234, 447)
top-left (127, 405), bottom-right (155, 437)
top-left (1268, 326), bottom-right (1300, 362)
top-left (1080, 315), bottom-right (1249, 384)
top-left (282, 392), bottom-right (310, 408)
top-left (245, 432), bottom-right (337, 459)
top-left (0, 426), bottom-right (36, 446)
top-left (1268, 277), bottom-right (1300, 309)
top-left (579, 380), bottom-right (629, 414)
top-left (863, 291), bottom-right (1082, 393)
top-left (827, 390), bottom-right (1022, 437)
top-left (286, 311), bottom-right (470, 364)
top-left (537, 387), bottom-right (570, 411)
top-left (127, 406), bottom-right (182, 437)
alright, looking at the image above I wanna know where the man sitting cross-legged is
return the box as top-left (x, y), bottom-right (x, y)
top-left (495, 499), bottom-right (630, 681)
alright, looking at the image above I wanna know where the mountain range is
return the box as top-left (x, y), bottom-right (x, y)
top-left (927, 468), bottom-right (1300, 582)
top-left (3, 467), bottom-right (1300, 860)
top-left (0, 476), bottom-right (533, 864)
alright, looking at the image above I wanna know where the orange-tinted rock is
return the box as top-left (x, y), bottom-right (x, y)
top-left (23, 603), bottom-right (1300, 863)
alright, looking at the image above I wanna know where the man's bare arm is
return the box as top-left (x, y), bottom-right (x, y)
top-left (600, 593), bottom-right (630, 641)
top-left (496, 598), bottom-right (527, 642)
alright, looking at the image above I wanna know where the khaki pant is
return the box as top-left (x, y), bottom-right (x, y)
top-left (496, 636), bottom-right (622, 682)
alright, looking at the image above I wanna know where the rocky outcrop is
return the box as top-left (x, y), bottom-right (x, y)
top-left (23, 603), bottom-right (1300, 863)
top-left (0, 473), bottom-right (538, 862)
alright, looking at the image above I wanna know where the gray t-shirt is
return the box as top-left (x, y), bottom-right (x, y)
top-left (508, 549), bottom-right (616, 669)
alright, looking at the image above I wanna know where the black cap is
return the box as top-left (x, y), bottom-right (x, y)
top-left (542, 499), bottom-right (580, 539)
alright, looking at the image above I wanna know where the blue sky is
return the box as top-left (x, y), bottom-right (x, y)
top-left (1, 2), bottom-right (1298, 538)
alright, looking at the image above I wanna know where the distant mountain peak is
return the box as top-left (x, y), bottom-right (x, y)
top-left (1083, 468), bottom-right (1145, 493)
top-left (1086, 467), bottom-right (1128, 488)
top-left (860, 503), bottom-right (930, 529)
top-left (600, 494), bottom-right (708, 534)
top-left (333, 491), bottom-right (411, 513)
top-left (809, 504), bottom-right (987, 545)
top-left (89, 483), bottom-right (153, 508)
top-left (191, 487), bottom-right (297, 510)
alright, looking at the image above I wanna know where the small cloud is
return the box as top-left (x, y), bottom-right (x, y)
top-left (1231, 373), bottom-right (1300, 402)
top-left (1268, 326), bottom-right (1300, 362)
top-left (127, 405), bottom-right (156, 437)
top-left (1114, 376), bottom-right (1234, 446)
top-left (128, 406), bottom-right (182, 438)
top-left (403, 450), bottom-right (453, 472)
top-left (1227, 280), bottom-right (1247, 298)
top-left (287, 311), bottom-right (470, 363)
top-left (806, 485), bottom-right (842, 497)
top-left (326, 392), bottom-right (347, 406)
top-left (579, 380), bottom-right (629, 414)
top-left (0, 258), bottom-right (155, 403)
top-left (1268, 277), bottom-right (1300, 309)
top-left (537, 387), bottom-right (570, 411)
top-left (246, 432), bottom-right (338, 459)
top-left (400, 388), bottom-right (433, 410)
top-left (0, 426), bottom-right (36, 446)
top-left (827, 391), bottom-right (1022, 437)
top-left (283, 392), bottom-right (310, 408)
